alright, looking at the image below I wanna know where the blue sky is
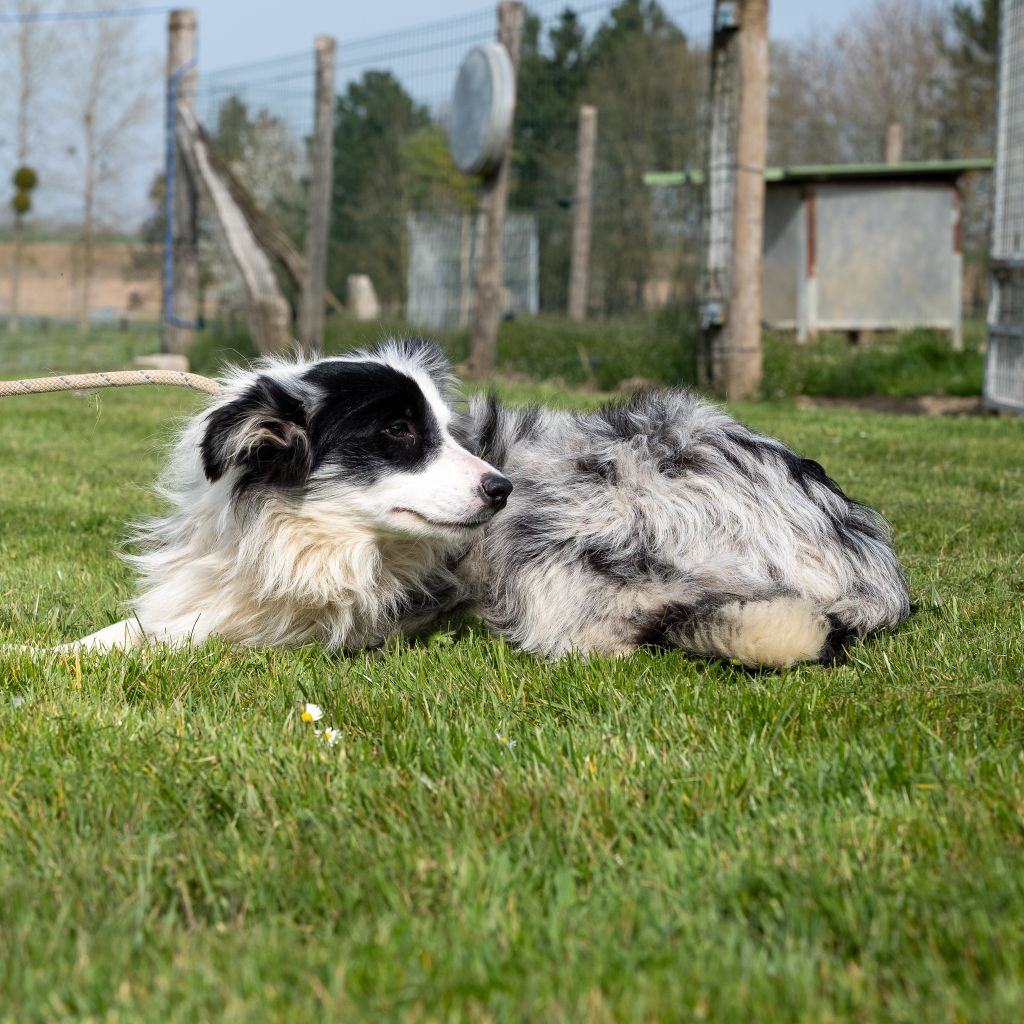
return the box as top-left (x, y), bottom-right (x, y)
top-left (194, 0), bottom-right (865, 73)
top-left (3, 0), bottom-right (870, 227)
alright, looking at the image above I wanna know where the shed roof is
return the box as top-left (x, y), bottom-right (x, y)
top-left (643, 158), bottom-right (992, 188)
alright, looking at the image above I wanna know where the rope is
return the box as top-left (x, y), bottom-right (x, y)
top-left (0, 370), bottom-right (223, 398)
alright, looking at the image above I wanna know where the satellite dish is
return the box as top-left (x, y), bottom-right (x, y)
top-left (447, 42), bottom-right (515, 177)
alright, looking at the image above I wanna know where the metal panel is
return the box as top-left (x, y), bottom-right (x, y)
top-left (815, 183), bottom-right (958, 329)
top-left (406, 213), bottom-right (538, 329)
top-left (761, 186), bottom-right (802, 327)
top-left (985, 0), bottom-right (1024, 412)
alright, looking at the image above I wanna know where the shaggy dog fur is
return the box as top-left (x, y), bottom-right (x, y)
top-left (71, 339), bottom-right (912, 668)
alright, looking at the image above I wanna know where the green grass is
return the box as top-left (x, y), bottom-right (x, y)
top-left (194, 314), bottom-right (986, 399)
top-left (1, 329), bottom-right (1023, 1021)
top-left (762, 326), bottom-right (986, 400)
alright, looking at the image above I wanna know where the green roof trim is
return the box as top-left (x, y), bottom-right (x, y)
top-left (643, 158), bottom-right (992, 188)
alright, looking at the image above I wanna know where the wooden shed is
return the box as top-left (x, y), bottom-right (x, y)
top-left (761, 160), bottom-right (990, 346)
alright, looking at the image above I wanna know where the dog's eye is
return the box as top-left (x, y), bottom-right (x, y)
top-left (383, 421), bottom-right (415, 443)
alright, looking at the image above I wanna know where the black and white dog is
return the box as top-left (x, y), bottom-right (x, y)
top-left (73, 339), bottom-right (912, 668)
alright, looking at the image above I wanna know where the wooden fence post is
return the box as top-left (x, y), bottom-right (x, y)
top-left (466, 0), bottom-right (524, 379)
top-left (885, 121), bottom-right (903, 164)
top-left (699, 0), bottom-right (769, 400)
top-left (299, 35), bottom-right (336, 355)
top-left (162, 7), bottom-right (199, 355)
top-left (568, 104), bottom-right (597, 321)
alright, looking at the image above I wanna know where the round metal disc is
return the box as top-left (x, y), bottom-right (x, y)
top-left (447, 42), bottom-right (516, 177)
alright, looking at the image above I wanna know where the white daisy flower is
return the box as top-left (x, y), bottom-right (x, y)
top-left (300, 702), bottom-right (323, 724)
top-left (494, 730), bottom-right (517, 750)
top-left (316, 726), bottom-right (341, 746)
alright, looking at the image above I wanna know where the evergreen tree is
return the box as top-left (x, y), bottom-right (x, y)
top-left (329, 71), bottom-right (429, 309)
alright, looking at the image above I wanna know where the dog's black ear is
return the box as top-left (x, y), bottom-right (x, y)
top-left (200, 376), bottom-right (312, 489)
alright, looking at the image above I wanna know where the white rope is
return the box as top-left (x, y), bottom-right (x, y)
top-left (0, 369), bottom-right (223, 398)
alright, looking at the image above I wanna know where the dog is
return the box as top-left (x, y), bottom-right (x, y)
top-left (69, 338), bottom-right (911, 668)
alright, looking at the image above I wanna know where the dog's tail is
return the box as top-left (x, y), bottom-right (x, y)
top-left (649, 596), bottom-right (842, 669)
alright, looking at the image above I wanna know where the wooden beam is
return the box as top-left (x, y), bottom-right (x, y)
top-left (176, 103), bottom-right (292, 355)
top-left (725, 0), bottom-right (770, 400)
top-left (699, 0), bottom-right (770, 399)
top-left (202, 141), bottom-right (345, 317)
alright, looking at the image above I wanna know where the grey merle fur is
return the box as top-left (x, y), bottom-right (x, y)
top-left (447, 386), bottom-right (912, 664)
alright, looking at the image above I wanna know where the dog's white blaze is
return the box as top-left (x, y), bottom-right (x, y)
top-left (366, 440), bottom-right (501, 532)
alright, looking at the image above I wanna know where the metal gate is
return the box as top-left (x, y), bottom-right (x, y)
top-left (985, 0), bottom-right (1024, 412)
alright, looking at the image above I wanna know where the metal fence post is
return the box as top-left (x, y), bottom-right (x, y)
top-left (299, 35), bottom-right (336, 356)
top-left (467, 0), bottom-right (524, 379)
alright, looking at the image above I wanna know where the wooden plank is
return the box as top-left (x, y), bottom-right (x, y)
top-left (176, 104), bottom-right (292, 355)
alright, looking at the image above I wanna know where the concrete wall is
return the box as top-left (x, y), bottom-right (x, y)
top-left (0, 241), bottom-right (160, 321)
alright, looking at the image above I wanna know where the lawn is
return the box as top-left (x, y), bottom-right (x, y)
top-left (196, 313), bottom-right (986, 398)
top-left (1, 327), bottom-right (1023, 1022)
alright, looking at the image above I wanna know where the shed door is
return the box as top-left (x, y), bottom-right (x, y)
top-left (815, 183), bottom-right (956, 329)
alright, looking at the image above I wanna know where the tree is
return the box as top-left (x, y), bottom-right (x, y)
top-left (582, 0), bottom-right (704, 312)
top-left (832, 0), bottom-right (951, 161)
top-left (506, 1), bottom-right (706, 314)
top-left (404, 123), bottom-right (478, 215)
top-left (769, 0), bottom-right (974, 165)
top-left (329, 71), bottom-right (429, 310)
top-left (943, 0), bottom-right (998, 157)
top-left (61, 11), bottom-right (156, 330)
top-left (511, 8), bottom-right (590, 310)
top-left (0, 1), bottom-right (55, 332)
top-left (768, 34), bottom-right (845, 165)
top-left (513, 7), bottom-right (589, 211)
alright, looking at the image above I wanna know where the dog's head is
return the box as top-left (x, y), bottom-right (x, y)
top-left (198, 339), bottom-right (511, 542)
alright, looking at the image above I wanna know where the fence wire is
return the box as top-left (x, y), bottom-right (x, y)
top-left (0, 6), bottom-right (165, 332)
top-left (195, 0), bottom-right (715, 332)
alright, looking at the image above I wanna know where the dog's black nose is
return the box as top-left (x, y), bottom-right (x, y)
top-left (480, 472), bottom-right (513, 509)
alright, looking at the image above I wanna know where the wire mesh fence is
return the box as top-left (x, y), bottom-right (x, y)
top-left (0, 0), bottom-right (1008, 394)
top-left (193, 0), bottom-right (716, 334)
top-left (0, 5), bottom-right (166, 333)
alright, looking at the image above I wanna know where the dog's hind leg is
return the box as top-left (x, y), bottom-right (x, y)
top-left (642, 596), bottom-right (839, 669)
